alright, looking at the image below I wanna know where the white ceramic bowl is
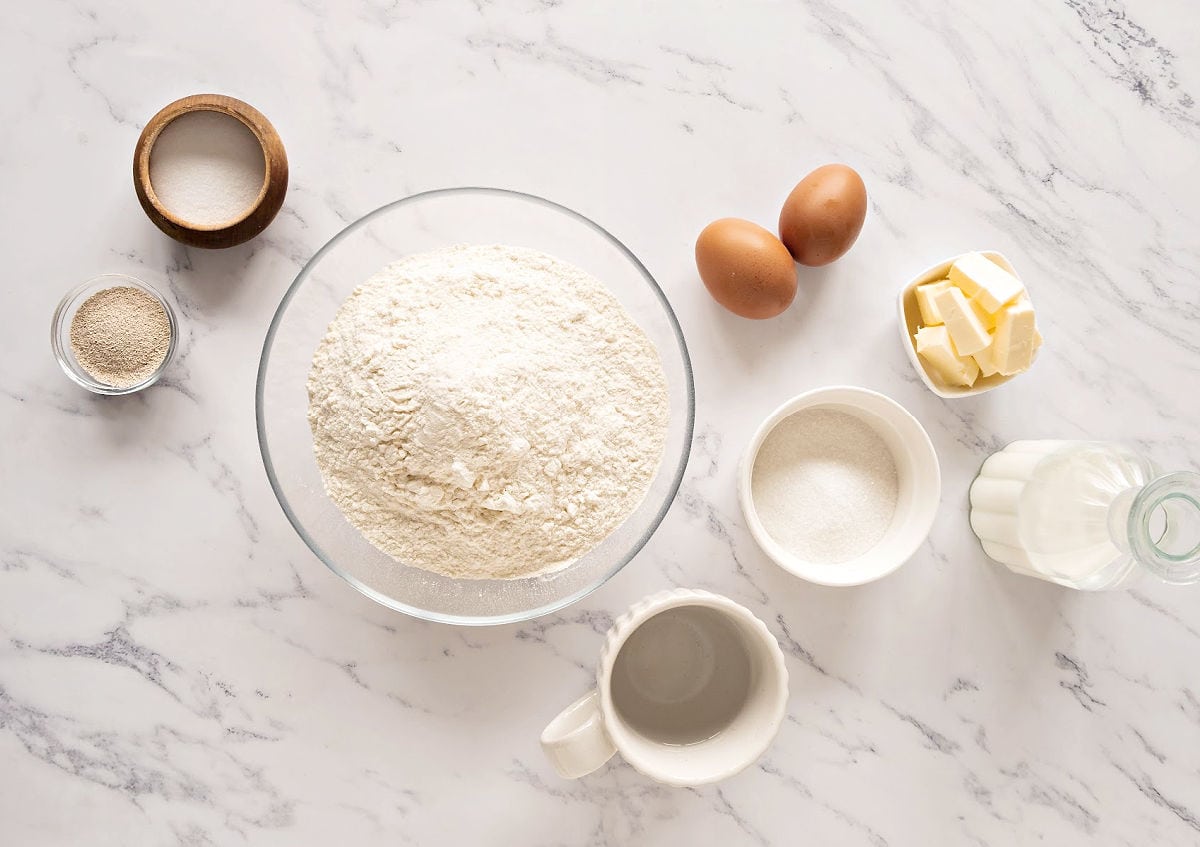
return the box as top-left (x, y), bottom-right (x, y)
top-left (738, 386), bottom-right (940, 586)
top-left (897, 251), bottom-right (1026, 398)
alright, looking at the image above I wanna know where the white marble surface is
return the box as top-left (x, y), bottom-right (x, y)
top-left (4, 1), bottom-right (1200, 843)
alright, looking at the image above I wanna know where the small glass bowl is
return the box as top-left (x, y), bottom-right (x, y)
top-left (51, 274), bottom-right (178, 395)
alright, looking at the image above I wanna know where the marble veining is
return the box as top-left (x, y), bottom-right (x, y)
top-left (3, 0), bottom-right (1200, 844)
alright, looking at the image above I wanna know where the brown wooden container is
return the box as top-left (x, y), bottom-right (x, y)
top-left (133, 94), bottom-right (288, 249)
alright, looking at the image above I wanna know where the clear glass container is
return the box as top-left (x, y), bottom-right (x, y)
top-left (256, 188), bottom-right (695, 625)
top-left (969, 440), bottom-right (1200, 590)
top-left (51, 274), bottom-right (178, 395)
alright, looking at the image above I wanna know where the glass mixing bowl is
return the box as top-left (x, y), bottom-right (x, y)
top-left (257, 188), bottom-right (694, 625)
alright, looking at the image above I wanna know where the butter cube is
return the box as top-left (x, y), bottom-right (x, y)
top-left (969, 296), bottom-right (997, 331)
top-left (949, 253), bottom-right (1024, 313)
top-left (915, 280), bottom-right (952, 326)
top-left (973, 342), bottom-right (1000, 377)
top-left (916, 325), bottom-right (980, 387)
top-left (993, 300), bottom-right (1038, 375)
top-left (933, 286), bottom-right (992, 356)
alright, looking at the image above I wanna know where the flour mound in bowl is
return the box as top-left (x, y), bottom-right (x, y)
top-left (306, 245), bottom-right (670, 580)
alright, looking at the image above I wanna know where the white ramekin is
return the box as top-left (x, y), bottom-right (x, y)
top-left (738, 386), bottom-right (941, 586)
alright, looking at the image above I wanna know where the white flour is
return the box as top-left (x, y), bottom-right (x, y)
top-left (751, 408), bottom-right (898, 563)
top-left (307, 245), bottom-right (670, 580)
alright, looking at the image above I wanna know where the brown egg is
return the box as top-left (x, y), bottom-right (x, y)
top-left (778, 164), bottom-right (867, 266)
top-left (696, 218), bottom-right (797, 319)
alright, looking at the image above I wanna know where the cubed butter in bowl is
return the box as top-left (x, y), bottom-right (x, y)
top-left (898, 251), bottom-right (1042, 398)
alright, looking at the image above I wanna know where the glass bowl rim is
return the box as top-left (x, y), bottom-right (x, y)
top-left (255, 186), bottom-right (696, 626)
top-left (51, 273), bottom-right (179, 395)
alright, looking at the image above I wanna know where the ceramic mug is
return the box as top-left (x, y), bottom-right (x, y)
top-left (540, 588), bottom-right (789, 786)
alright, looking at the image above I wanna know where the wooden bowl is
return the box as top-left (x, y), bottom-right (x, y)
top-left (133, 94), bottom-right (288, 249)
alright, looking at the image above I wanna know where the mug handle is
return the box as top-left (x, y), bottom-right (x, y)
top-left (540, 690), bottom-right (616, 779)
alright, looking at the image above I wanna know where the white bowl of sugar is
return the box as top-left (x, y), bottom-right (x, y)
top-left (738, 386), bottom-right (940, 587)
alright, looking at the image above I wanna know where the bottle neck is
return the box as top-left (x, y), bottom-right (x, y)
top-left (1126, 472), bottom-right (1200, 585)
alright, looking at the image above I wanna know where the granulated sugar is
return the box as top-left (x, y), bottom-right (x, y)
top-left (149, 110), bottom-right (265, 226)
top-left (751, 408), bottom-right (898, 563)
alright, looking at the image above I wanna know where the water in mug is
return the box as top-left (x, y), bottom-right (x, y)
top-left (610, 606), bottom-right (753, 745)
top-left (969, 440), bottom-right (1154, 588)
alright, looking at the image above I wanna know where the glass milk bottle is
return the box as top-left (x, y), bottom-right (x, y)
top-left (969, 440), bottom-right (1200, 590)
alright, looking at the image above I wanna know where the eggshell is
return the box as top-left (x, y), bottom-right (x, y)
top-left (778, 164), bottom-right (867, 266)
top-left (695, 218), bottom-right (797, 319)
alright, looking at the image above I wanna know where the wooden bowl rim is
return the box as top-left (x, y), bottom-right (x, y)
top-left (133, 93), bottom-right (285, 234)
